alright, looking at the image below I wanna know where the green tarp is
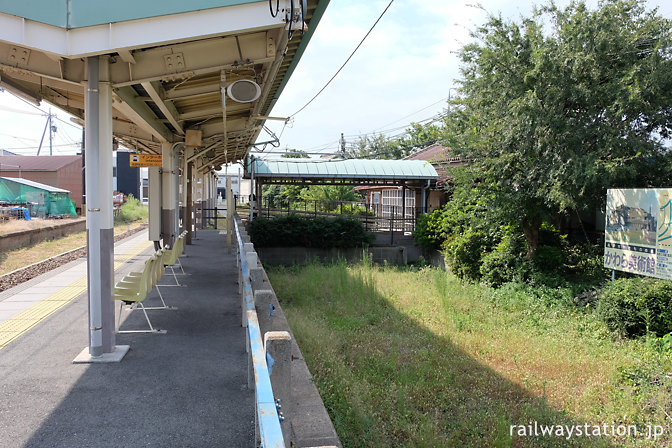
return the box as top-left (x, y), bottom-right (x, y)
top-left (0, 177), bottom-right (76, 216)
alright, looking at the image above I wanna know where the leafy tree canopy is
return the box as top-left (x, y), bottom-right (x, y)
top-left (346, 120), bottom-right (447, 159)
top-left (455, 0), bottom-right (672, 255)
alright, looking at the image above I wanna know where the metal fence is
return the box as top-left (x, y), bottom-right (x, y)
top-left (234, 218), bottom-right (285, 448)
top-left (252, 198), bottom-right (421, 233)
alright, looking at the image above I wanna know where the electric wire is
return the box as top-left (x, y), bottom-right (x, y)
top-left (1, 89), bottom-right (83, 154)
top-left (269, 0), bottom-right (279, 17)
top-left (53, 115), bottom-right (82, 131)
top-left (287, 0), bottom-right (295, 40)
top-left (0, 105), bottom-right (43, 116)
top-left (371, 97), bottom-right (449, 132)
top-left (288, 0), bottom-right (395, 118)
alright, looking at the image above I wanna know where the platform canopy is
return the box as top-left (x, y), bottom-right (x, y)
top-left (0, 0), bottom-right (330, 170)
top-left (247, 157), bottom-right (439, 187)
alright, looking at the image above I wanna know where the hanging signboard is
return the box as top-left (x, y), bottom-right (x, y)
top-left (604, 188), bottom-right (672, 279)
top-left (129, 153), bottom-right (162, 167)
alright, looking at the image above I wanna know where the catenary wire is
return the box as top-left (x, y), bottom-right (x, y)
top-left (288, 0), bottom-right (395, 118)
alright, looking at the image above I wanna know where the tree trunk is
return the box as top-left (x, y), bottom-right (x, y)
top-left (522, 215), bottom-right (541, 260)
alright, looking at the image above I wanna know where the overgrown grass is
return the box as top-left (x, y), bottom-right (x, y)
top-left (115, 195), bottom-right (148, 223)
top-left (268, 262), bottom-right (672, 447)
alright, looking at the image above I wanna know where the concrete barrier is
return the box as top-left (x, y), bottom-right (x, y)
top-left (235, 216), bottom-right (342, 448)
top-left (254, 265), bottom-right (342, 447)
top-left (254, 290), bottom-right (275, 333)
top-left (0, 219), bottom-right (86, 252)
top-left (265, 331), bottom-right (292, 447)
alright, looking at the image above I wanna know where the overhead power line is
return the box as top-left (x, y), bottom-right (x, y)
top-left (289, 0), bottom-right (395, 118)
top-left (371, 97), bottom-right (448, 132)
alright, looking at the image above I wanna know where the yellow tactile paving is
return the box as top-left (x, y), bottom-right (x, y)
top-left (69, 279), bottom-right (88, 288)
top-left (0, 332), bottom-right (20, 346)
top-left (0, 237), bottom-right (153, 349)
top-left (41, 287), bottom-right (87, 302)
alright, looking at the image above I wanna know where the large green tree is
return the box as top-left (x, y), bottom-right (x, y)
top-left (457, 0), bottom-right (672, 257)
top-left (346, 120), bottom-right (446, 159)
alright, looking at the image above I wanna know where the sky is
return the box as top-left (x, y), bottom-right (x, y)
top-left (0, 0), bottom-right (670, 160)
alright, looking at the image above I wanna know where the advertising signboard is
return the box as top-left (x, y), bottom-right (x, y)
top-left (604, 188), bottom-right (672, 279)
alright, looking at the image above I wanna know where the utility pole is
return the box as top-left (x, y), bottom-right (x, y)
top-left (36, 110), bottom-right (57, 156)
top-left (340, 132), bottom-right (346, 158)
top-left (49, 108), bottom-right (57, 156)
top-left (37, 113), bottom-right (50, 156)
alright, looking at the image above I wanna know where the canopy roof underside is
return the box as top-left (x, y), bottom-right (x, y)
top-left (0, 0), bottom-right (329, 173)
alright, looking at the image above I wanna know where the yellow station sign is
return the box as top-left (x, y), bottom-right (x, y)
top-left (129, 153), bottom-right (162, 167)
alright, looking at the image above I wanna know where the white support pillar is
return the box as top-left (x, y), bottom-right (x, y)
top-left (207, 173), bottom-right (212, 212)
top-left (249, 156), bottom-right (255, 221)
top-left (211, 173), bottom-right (216, 211)
top-left (207, 173), bottom-right (212, 225)
top-left (226, 176), bottom-right (233, 252)
top-left (209, 172), bottom-right (214, 211)
top-left (74, 55), bottom-right (127, 363)
top-left (180, 150), bottom-right (188, 233)
top-left (174, 149), bottom-right (181, 237)
top-left (204, 172), bottom-right (210, 225)
top-left (148, 167), bottom-right (162, 244)
top-left (161, 142), bottom-right (177, 248)
top-left (211, 173), bottom-right (216, 222)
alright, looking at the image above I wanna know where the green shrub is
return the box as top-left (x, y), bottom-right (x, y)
top-left (115, 194), bottom-right (147, 223)
top-left (480, 230), bottom-right (527, 286)
top-left (248, 214), bottom-right (374, 249)
top-left (327, 204), bottom-right (374, 216)
top-left (443, 230), bottom-right (492, 281)
top-left (413, 209), bottom-right (448, 251)
top-left (597, 277), bottom-right (672, 338)
top-left (564, 243), bottom-right (609, 285)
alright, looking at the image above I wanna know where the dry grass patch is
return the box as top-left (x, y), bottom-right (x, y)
top-left (0, 217), bottom-right (83, 234)
top-left (0, 221), bottom-right (145, 275)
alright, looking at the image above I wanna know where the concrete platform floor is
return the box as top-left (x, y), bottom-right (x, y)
top-left (0, 230), bottom-right (253, 447)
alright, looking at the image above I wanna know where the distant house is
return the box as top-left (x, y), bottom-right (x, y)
top-left (357, 144), bottom-right (464, 220)
top-left (404, 143), bottom-right (464, 210)
top-left (0, 155), bottom-right (82, 212)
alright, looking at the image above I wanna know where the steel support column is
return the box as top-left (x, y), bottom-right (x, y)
top-left (186, 160), bottom-right (193, 244)
top-left (148, 166), bottom-right (162, 245)
top-left (161, 142), bottom-right (177, 248)
top-left (83, 55), bottom-right (117, 358)
top-left (174, 150), bottom-right (180, 239)
top-left (249, 156), bottom-right (255, 221)
top-left (180, 150), bottom-right (188, 234)
top-left (226, 176), bottom-right (232, 252)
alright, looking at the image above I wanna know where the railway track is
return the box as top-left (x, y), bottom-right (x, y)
top-left (0, 224), bottom-right (147, 292)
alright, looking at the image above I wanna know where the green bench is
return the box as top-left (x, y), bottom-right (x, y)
top-left (115, 252), bottom-right (167, 334)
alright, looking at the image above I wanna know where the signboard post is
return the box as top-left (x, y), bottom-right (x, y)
top-left (604, 188), bottom-right (672, 280)
top-left (129, 153), bottom-right (162, 167)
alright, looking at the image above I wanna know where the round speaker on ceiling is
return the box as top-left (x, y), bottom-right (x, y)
top-left (226, 79), bottom-right (261, 103)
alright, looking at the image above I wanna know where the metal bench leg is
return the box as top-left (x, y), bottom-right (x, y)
top-left (143, 286), bottom-right (178, 310)
top-left (117, 303), bottom-right (167, 334)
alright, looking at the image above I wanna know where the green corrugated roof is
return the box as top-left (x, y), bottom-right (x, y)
top-left (251, 158), bottom-right (438, 180)
top-left (0, 176), bottom-right (70, 193)
top-left (0, 0), bottom-right (259, 29)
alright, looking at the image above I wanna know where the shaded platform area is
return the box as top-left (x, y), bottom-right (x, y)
top-left (0, 230), bottom-right (253, 447)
